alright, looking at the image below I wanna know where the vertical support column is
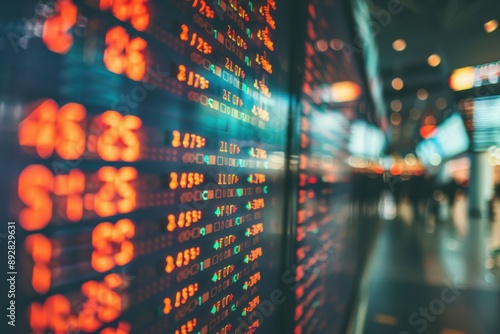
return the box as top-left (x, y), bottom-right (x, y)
top-left (469, 151), bottom-right (493, 217)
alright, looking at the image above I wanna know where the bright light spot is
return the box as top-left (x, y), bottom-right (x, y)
top-left (392, 77), bottom-right (404, 90)
top-left (391, 99), bottom-right (402, 112)
top-left (315, 40), bottom-right (328, 52)
top-left (330, 81), bottom-right (362, 102)
top-left (417, 88), bottom-right (428, 100)
top-left (427, 54), bottom-right (441, 67)
top-left (390, 112), bottom-right (402, 126)
top-left (430, 153), bottom-right (442, 166)
top-left (484, 19), bottom-right (498, 33)
top-left (435, 97), bottom-right (447, 110)
top-left (393, 39), bottom-right (406, 51)
top-left (449, 66), bottom-right (475, 91)
top-left (405, 154), bottom-right (417, 166)
top-left (329, 39), bottom-right (343, 51)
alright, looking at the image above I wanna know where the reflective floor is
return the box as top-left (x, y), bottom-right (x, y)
top-left (362, 193), bottom-right (500, 334)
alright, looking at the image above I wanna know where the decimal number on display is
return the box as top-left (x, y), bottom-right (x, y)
top-left (169, 172), bottom-right (205, 190)
top-left (165, 247), bottom-right (201, 273)
top-left (177, 65), bottom-right (210, 89)
top-left (171, 130), bottom-right (206, 149)
top-left (180, 24), bottom-right (213, 54)
top-left (166, 210), bottom-right (202, 231)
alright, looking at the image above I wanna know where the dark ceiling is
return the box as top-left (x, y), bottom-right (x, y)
top-left (366, 0), bottom-right (500, 152)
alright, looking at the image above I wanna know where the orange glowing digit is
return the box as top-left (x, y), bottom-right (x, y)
top-left (165, 256), bottom-right (175, 273)
top-left (178, 213), bottom-right (185, 227)
top-left (182, 133), bottom-right (190, 148)
top-left (79, 277), bottom-right (122, 332)
top-left (177, 65), bottom-right (187, 82)
top-left (56, 103), bottom-right (87, 159)
top-left (163, 298), bottom-right (173, 314)
top-left (53, 169), bottom-right (85, 221)
top-left (180, 173), bottom-right (187, 188)
top-left (187, 71), bottom-right (194, 86)
top-left (175, 291), bottom-right (181, 307)
top-left (100, 0), bottom-right (150, 31)
top-left (18, 99), bottom-right (57, 158)
top-left (43, 0), bottom-right (77, 54)
top-left (95, 110), bottom-right (142, 162)
top-left (104, 26), bottom-right (129, 75)
top-left (91, 218), bottom-right (135, 272)
top-left (169, 172), bottom-right (179, 190)
top-left (167, 214), bottom-right (177, 231)
top-left (190, 32), bottom-right (197, 46)
top-left (30, 295), bottom-right (75, 333)
top-left (126, 36), bottom-right (147, 80)
top-left (192, 0), bottom-right (199, 7)
top-left (18, 165), bottom-right (54, 231)
top-left (176, 252), bottom-right (183, 267)
top-left (18, 100), bottom-right (87, 160)
top-left (25, 234), bottom-right (52, 294)
top-left (94, 167), bottom-right (137, 217)
top-left (100, 322), bottom-right (131, 334)
top-left (172, 130), bottom-right (182, 147)
top-left (180, 24), bottom-right (189, 41)
top-left (104, 27), bottom-right (147, 81)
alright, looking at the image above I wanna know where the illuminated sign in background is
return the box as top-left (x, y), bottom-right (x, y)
top-left (1, 0), bottom-right (292, 333)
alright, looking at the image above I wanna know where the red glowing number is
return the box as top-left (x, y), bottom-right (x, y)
top-left (104, 26), bottom-right (147, 81)
top-left (92, 219), bottom-right (135, 272)
top-left (92, 110), bottom-right (142, 162)
top-left (18, 165), bottom-right (54, 231)
top-left (25, 234), bottom-right (52, 294)
top-left (30, 295), bottom-right (76, 333)
top-left (100, 322), bottom-right (131, 334)
top-left (94, 166), bottom-right (137, 217)
top-left (100, 0), bottom-right (150, 31)
top-left (79, 275), bottom-right (122, 332)
top-left (43, 0), bottom-right (77, 54)
top-left (18, 99), bottom-right (86, 159)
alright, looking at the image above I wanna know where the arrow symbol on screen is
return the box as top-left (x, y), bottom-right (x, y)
top-left (211, 306), bottom-right (217, 314)
top-left (214, 208), bottom-right (221, 216)
top-left (243, 283), bottom-right (248, 290)
top-left (244, 256), bottom-right (249, 263)
top-left (242, 310), bottom-right (247, 316)
top-left (246, 202), bottom-right (251, 210)
top-left (213, 241), bottom-right (220, 250)
top-left (212, 273), bottom-right (218, 282)
top-left (245, 230), bottom-right (250, 237)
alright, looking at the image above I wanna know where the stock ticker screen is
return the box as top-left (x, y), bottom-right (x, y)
top-left (0, 0), bottom-right (292, 333)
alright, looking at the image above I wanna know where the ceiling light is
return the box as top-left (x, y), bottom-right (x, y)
top-left (390, 113), bottom-right (402, 126)
top-left (330, 81), bottom-right (362, 102)
top-left (330, 39), bottom-right (344, 51)
top-left (392, 39), bottom-right (406, 51)
top-left (436, 97), bottom-right (447, 110)
top-left (315, 40), bottom-right (328, 52)
top-left (449, 66), bottom-right (474, 91)
top-left (391, 99), bottom-right (402, 112)
top-left (427, 54), bottom-right (441, 67)
top-left (417, 89), bottom-right (428, 100)
top-left (392, 78), bottom-right (404, 90)
top-left (484, 19), bottom-right (498, 33)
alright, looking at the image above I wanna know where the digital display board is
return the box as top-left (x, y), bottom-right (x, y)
top-left (294, 0), bottom-right (369, 333)
top-left (0, 0), bottom-right (293, 333)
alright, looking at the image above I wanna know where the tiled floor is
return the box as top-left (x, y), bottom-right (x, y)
top-left (362, 194), bottom-right (500, 334)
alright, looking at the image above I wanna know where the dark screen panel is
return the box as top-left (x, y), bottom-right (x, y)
top-left (0, 0), bottom-right (292, 333)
